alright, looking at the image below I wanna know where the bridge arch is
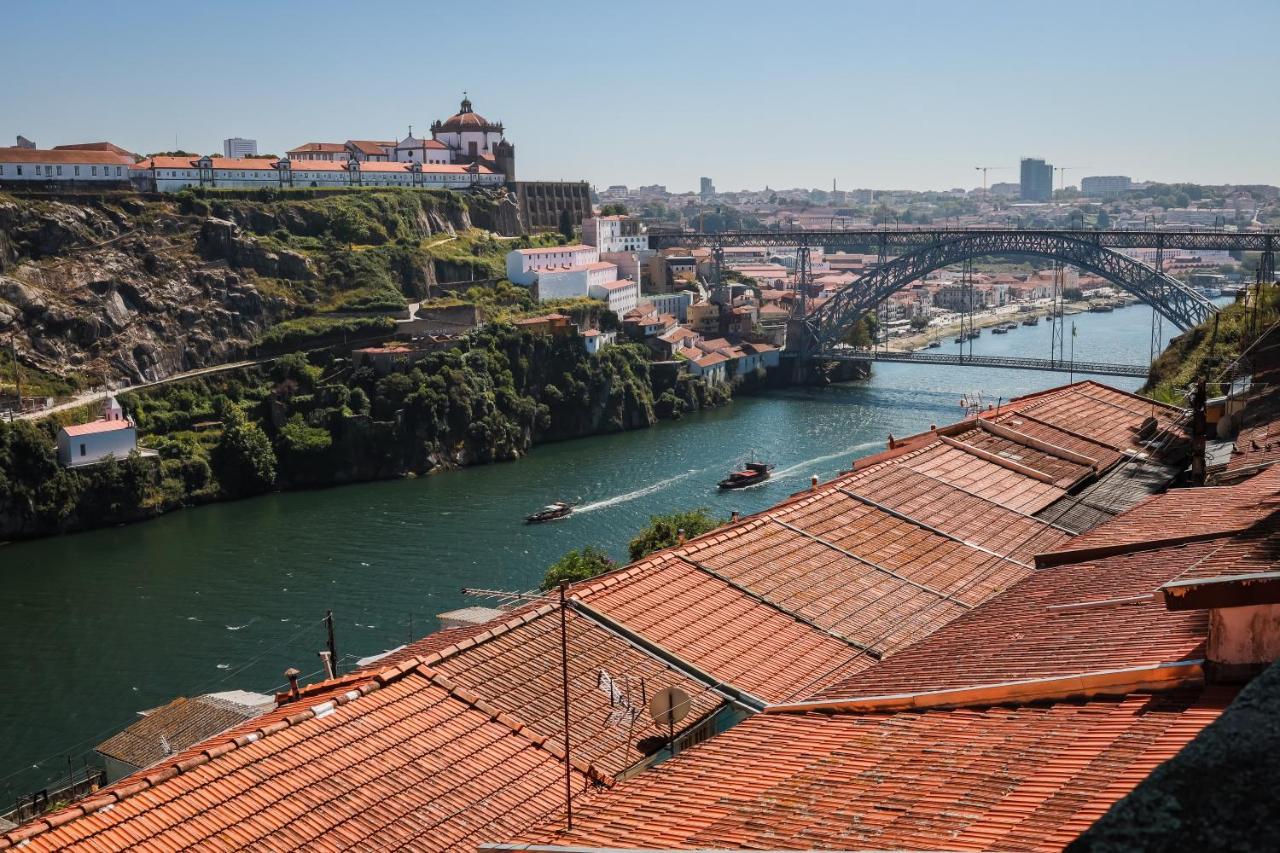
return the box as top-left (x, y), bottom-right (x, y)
top-left (803, 231), bottom-right (1216, 352)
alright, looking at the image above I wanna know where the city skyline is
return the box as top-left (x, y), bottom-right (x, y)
top-left (2, 0), bottom-right (1278, 193)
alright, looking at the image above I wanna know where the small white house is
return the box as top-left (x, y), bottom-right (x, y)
top-left (581, 328), bottom-right (616, 355)
top-left (56, 395), bottom-right (137, 467)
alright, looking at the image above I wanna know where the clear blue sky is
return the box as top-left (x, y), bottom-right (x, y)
top-left (3, 0), bottom-right (1276, 193)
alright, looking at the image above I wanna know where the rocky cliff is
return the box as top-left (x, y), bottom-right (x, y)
top-left (0, 188), bottom-right (521, 390)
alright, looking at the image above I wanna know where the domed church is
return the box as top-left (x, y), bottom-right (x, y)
top-left (393, 94), bottom-right (515, 180)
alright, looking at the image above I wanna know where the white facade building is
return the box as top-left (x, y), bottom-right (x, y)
top-left (581, 328), bottom-right (617, 355)
top-left (506, 245), bottom-right (600, 286)
top-left (588, 278), bottom-right (639, 317)
top-left (223, 137), bottom-right (258, 158)
top-left (0, 147), bottom-right (132, 183)
top-left (537, 262), bottom-right (618, 301)
top-left (1080, 175), bottom-right (1132, 197)
top-left (132, 155), bottom-right (505, 193)
top-left (56, 395), bottom-right (137, 467)
top-left (582, 216), bottom-right (649, 253)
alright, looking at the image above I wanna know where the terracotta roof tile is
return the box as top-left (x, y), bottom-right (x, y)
top-left (4, 666), bottom-right (600, 851)
top-left (517, 689), bottom-right (1235, 852)
top-left (575, 555), bottom-right (872, 703)
top-left (809, 537), bottom-right (1222, 701)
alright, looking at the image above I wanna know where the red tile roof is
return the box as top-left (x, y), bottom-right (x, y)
top-left (809, 538), bottom-right (1218, 701)
top-left (517, 688), bottom-right (1234, 852)
top-left (574, 555), bottom-right (873, 704)
top-left (61, 419), bottom-right (132, 437)
top-left (286, 142), bottom-right (346, 153)
top-left (1, 662), bottom-right (603, 852)
top-left (895, 440), bottom-right (1068, 513)
top-left (0, 147), bottom-right (133, 166)
top-left (429, 606), bottom-right (724, 779)
top-left (51, 141), bottom-right (135, 157)
top-left (1038, 464), bottom-right (1280, 567)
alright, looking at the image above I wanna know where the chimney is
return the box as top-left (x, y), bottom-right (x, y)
top-left (887, 432), bottom-right (895, 449)
top-left (1162, 572), bottom-right (1280, 681)
top-left (811, 474), bottom-right (819, 490)
top-left (730, 510), bottom-right (740, 523)
top-left (284, 667), bottom-right (301, 700)
top-left (677, 528), bottom-right (686, 545)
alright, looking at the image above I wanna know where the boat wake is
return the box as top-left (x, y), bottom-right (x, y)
top-left (771, 441), bottom-right (882, 482)
top-left (576, 469), bottom-right (704, 514)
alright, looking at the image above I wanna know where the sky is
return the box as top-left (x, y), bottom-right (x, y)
top-left (3, 0), bottom-right (1277, 193)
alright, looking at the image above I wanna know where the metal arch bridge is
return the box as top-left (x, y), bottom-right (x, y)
top-left (651, 227), bottom-right (1278, 369)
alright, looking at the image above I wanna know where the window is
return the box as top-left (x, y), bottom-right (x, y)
top-left (16, 165), bottom-right (21, 175)
top-left (91, 166), bottom-right (97, 176)
top-left (74, 165), bottom-right (80, 176)
top-left (116, 167), bottom-right (122, 176)
top-left (79, 443), bottom-right (87, 457)
top-left (56, 165), bottom-right (63, 176)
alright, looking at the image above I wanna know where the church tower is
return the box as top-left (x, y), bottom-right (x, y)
top-left (494, 138), bottom-right (516, 183)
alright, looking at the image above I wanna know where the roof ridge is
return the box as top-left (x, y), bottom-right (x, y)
top-left (763, 660), bottom-right (1205, 715)
top-left (377, 601), bottom-right (560, 674)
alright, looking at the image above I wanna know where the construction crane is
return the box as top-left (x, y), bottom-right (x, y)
top-left (974, 166), bottom-right (1009, 194)
top-left (1055, 166), bottom-right (1084, 192)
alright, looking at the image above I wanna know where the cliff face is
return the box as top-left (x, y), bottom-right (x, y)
top-left (0, 189), bottom-right (513, 389)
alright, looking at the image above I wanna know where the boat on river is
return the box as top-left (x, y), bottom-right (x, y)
top-left (1022, 316), bottom-right (1040, 326)
top-left (718, 461), bottom-right (773, 490)
top-left (927, 339), bottom-right (942, 348)
top-left (992, 325), bottom-right (1008, 334)
top-left (526, 501), bottom-right (573, 524)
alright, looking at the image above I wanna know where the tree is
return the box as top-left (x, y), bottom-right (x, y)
top-left (541, 545), bottom-right (616, 590)
top-left (628, 508), bottom-right (721, 561)
top-left (909, 314), bottom-right (929, 331)
top-left (212, 411), bottom-right (277, 496)
top-left (557, 208), bottom-right (575, 241)
top-left (599, 203), bottom-right (628, 216)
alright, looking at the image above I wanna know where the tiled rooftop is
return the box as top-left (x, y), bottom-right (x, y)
top-left (1, 664), bottom-right (603, 852)
top-left (575, 555), bottom-right (872, 704)
top-left (808, 538), bottom-right (1217, 701)
top-left (517, 688), bottom-right (1234, 852)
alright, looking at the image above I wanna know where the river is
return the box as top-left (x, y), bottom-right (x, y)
top-left (0, 300), bottom-right (1222, 799)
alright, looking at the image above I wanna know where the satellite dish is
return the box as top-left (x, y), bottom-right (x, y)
top-left (649, 686), bottom-right (691, 728)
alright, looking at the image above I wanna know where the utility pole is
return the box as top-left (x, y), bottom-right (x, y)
top-left (558, 581), bottom-right (574, 830)
top-left (325, 611), bottom-right (338, 677)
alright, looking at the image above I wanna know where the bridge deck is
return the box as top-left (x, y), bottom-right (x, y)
top-left (816, 349), bottom-right (1150, 379)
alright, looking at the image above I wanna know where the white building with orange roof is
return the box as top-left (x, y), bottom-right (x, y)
top-left (0, 144), bottom-right (133, 184)
top-left (505, 244), bottom-right (599, 286)
top-left (56, 395), bottom-right (139, 467)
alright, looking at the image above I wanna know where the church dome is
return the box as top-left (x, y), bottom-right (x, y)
top-left (437, 96), bottom-right (502, 132)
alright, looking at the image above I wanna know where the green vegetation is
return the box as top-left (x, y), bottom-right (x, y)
top-left (627, 508), bottom-right (722, 561)
top-left (540, 507), bottom-right (727, 589)
top-left (1145, 287), bottom-right (1278, 404)
top-left (255, 316), bottom-right (396, 350)
top-left (0, 322), bottom-right (738, 540)
top-left (540, 546), bottom-right (617, 590)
